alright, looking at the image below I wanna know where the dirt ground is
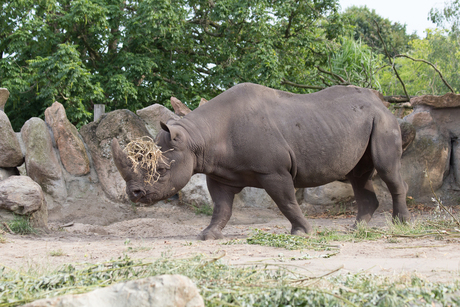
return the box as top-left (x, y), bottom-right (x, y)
top-left (2, 202), bottom-right (460, 283)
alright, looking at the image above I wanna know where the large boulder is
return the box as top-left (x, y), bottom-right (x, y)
top-left (45, 102), bottom-right (90, 176)
top-left (453, 139), bottom-right (460, 187)
top-left (0, 88), bottom-right (9, 111)
top-left (136, 104), bottom-right (180, 138)
top-left (0, 111), bottom-right (24, 167)
top-left (170, 96), bottom-right (191, 116)
top-left (402, 97), bottom-right (457, 197)
top-left (234, 187), bottom-right (277, 209)
top-left (0, 175), bottom-right (48, 228)
top-left (179, 174), bottom-right (277, 209)
top-left (415, 95), bottom-right (460, 189)
top-left (23, 275), bottom-right (204, 307)
top-left (21, 118), bottom-right (67, 209)
top-left (303, 181), bottom-right (355, 207)
top-left (0, 167), bottom-right (20, 181)
top-left (411, 92), bottom-right (460, 109)
top-left (80, 110), bottom-right (152, 202)
top-left (179, 174), bottom-right (213, 206)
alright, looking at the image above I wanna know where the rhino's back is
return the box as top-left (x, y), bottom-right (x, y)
top-left (185, 83), bottom-right (392, 186)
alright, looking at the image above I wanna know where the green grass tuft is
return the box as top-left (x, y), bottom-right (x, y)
top-left (48, 249), bottom-right (65, 257)
top-left (6, 215), bottom-right (37, 235)
top-left (189, 202), bottom-right (213, 216)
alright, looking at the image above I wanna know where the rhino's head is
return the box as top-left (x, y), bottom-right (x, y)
top-left (111, 121), bottom-right (195, 204)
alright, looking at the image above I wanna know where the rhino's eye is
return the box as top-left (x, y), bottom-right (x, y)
top-left (157, 167), bottom-right (167, 176)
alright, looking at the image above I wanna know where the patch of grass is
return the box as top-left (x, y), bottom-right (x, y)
top-left (126, 246), bottom-right (152, 253)
top-left (1, 255), bottom-right (460, 307)
top-left (48, 249), bottom-right (65, 257)
top-left (227, 222), bottom-right (382, 252)
top-left (364, 211), bottom-right (460, 240)
top-left (5, 215), bottom-right (37, 235)
top-left (189, 202), bottom-right (213, 216)
top-left (245, 229), bottom-right (333, 250)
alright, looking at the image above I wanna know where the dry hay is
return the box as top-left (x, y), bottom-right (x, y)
top-left (123, 136), bottom-right (171, 184)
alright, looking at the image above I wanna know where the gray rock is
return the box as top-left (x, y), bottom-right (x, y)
top-left (411, 92), bottom-right (460, 108)
top-left (0, 175), bottom-right (48, 228)
top-left (426, 104), bottom-right (460, 189)
top-left (234, 187), bottom-right (276, 209)
top-left (453, 139), bottom-right (460, 187)
top-left (0, 111), bottom-right (24, 167)
top-left (170, 96), bottom-right (191, 116)
top-left (79, 110), bottom-right (152, 202)
top-left (23, 275), bottom-right (204, 307)
top-left (402, 106), bottom-right (451, 197)
top-left (137, 104), bottom-right (180, 137)
top-left (45, 102), bottom-right (90, 176)
top-left (21, 118), bottom-right (67, 208)
top-left (180, 174), bottom-right (276, 209)
top-left (302, 181), bottom-right (354, 206)
top-left (0, 88), bottom-right (9, 111)
top-left (180, 174), bottom-right (212, 206)
top-left (0, 167), bottom-right (20, 181)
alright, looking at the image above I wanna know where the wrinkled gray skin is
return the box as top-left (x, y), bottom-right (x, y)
top-left (112, 83), bottom-right (411, 240)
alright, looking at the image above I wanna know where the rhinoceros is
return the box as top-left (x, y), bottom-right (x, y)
top-left (112, 83), bottom-right (412, 240)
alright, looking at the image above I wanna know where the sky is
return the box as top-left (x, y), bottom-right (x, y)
top-left (339, 0), bottom-right (443, 38)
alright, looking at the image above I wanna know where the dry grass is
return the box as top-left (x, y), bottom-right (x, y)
top-left (123, 136), bottom-right (171, 184)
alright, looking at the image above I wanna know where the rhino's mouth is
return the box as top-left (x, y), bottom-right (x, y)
top-left (130, 191), bottom-right (163, 205)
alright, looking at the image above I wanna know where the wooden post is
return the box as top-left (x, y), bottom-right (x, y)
top-left (94, 104), bottom-right (105, 122)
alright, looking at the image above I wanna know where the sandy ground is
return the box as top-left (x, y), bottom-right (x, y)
top-left (1, 203), bottom-right (460, 283)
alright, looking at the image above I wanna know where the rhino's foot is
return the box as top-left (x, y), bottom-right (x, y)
top-left (352, 219), bottom-right (369, 230)
top-left (291, 225), bottom-right (312, 236)
top-left (197, 228), bottom-right (224, 241)
top-left (392, 211), bottom-right (411, 224)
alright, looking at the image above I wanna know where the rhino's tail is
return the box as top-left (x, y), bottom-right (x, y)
top-left (398, 119), bottom-right (416, 152)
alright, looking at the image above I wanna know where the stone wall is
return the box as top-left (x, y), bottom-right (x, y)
top-left (1, 88), bottom-right (460, 228)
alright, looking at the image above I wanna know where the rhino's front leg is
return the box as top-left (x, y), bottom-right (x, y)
top-left (260, 173), bottom-right (313, 235)
top-left (197, 176), bottom-right (243, 240)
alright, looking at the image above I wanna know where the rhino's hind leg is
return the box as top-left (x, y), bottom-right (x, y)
top-left (347, 169), bottom-right (379, 225)
top-left (370, 118), bottom-right (411, 223)
top-left (347, 146), bottom-right (379, 225)
top-left (260, 174), bottom-right (313, 235)
top-left (197, 177), bottom-right (242, 240)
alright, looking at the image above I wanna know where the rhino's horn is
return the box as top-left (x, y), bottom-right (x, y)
top-left (111, 138), bottom-right (133, 181)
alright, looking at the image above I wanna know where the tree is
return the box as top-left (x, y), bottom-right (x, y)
top-left (342, 6), bottom-right (418, 57)
top-left (377, 29), bottom-right (460, 96)
top-left (1, 0), bottom-right (346, 131)
top-left (430, 0), bottom-right (460, 36)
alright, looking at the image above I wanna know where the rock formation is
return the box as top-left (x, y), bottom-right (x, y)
top-left (23, 275), bottom-right (204, 307)
top-left (45, 102), bottom-right (90, 176)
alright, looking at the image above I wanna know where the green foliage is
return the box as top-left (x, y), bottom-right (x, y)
top-left (189, 202), bottom-right (213, 216)
top-left (1, 255), bottom-right (460, 306)
top-left (324, 36), bottom-right (381, 89)
top-left (2, 0), bottom-right (458, 127)
top-left (377, 29), bottom-right (460, 95)
top-left (430, 0), bottom-right (460, 35)
top-left (342, 5), bottom-right (419, 56)
top-left (48, 249), bottom-right (65, 257)
top-left (1, 0), bottom-right (346, 131)
top-left (6, 215), bottom-right (37, 235)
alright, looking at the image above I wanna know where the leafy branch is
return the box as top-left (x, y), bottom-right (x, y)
top-left (373, 19), bottom-right (410, 101)
top-left (394, 54), bottom-right (455, 93)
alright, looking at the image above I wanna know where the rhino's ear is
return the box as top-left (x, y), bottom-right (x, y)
top-left (160, 121), bottom-right (182, 142)
top-left (111, 138), bottom-right (133, 181)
